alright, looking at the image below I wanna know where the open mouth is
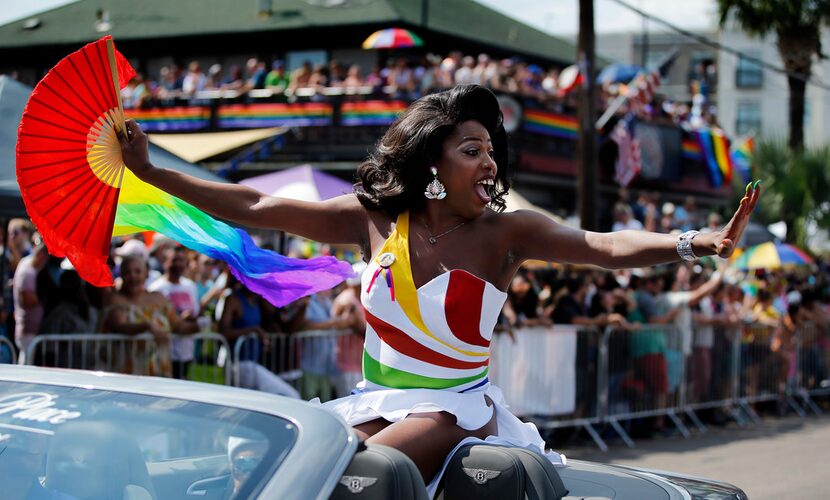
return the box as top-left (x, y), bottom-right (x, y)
top-left (475, 177), bottom-right (495, 204)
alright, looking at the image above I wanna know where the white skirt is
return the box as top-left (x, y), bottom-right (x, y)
top-left (320, 384), bottom-right (566, 498)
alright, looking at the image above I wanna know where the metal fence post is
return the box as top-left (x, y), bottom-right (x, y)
top-left (0, 336), bottom-right (15, 364)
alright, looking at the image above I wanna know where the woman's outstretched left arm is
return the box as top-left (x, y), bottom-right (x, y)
top-left (509, 182), bottom-right (761, 269)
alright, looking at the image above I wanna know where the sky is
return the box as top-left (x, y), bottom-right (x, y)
top-left (0, 0), bottom-right (719, 37)
top-left (478, 0), bottom-right (718, 37)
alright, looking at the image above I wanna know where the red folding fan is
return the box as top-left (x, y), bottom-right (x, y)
top-left (16, 36), bottom-right (135, 286)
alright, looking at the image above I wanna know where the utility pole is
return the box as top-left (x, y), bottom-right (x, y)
top-left (577, 0), bottom-right (598, 231)
top-left (641, 10), bottom-right (649, 68)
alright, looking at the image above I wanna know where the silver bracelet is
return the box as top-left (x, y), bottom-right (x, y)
top-left (676, 230), bottom-right (700, 262)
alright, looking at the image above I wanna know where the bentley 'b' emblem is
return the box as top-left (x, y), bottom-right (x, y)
top-left (463, 467), bottom-right (502, 485)
top-left (339, 475), bottom-right (378, 494)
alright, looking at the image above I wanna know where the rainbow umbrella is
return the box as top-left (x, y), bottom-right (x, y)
top-left (731, 242), bottom-right (814, 270)
top-left (362, 28), bottom-right (423, 49)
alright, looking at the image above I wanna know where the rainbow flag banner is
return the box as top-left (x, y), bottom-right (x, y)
top-left (710, 127), bottom-right (734, 184)
top-left (682, 138), bottom-right (702, 160)
top-left (218, 102), bottom-right (333, 128)
top-left (695, 128), bottom-right (722, 188)
top-left (113, 169), bottom-right (353, 307)
top-left (522, 110), bottom-right (578, 139)
top-left (124, 106), bottom-right (211, 132)
top-left (730, 135), bottom-right (754, 184)
top-left (341, 100), bottom-right (407, 126)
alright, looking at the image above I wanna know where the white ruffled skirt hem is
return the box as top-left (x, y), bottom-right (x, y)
top-left (319, 384), bottom-right (566, 498)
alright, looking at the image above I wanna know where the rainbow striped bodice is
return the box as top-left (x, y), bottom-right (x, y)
top-left (359, 211), bottom-right (507, 393)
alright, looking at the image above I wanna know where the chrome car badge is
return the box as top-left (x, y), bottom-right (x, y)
top-left (340, 475), bottom-right (378, 494)
top-left (463, 467), bottom-right (502, 485)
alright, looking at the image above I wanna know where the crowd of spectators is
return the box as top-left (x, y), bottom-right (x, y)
top-left (609, 188), bottom-right (719, 234)
top-left (503, 257), bottom-right (829, 426)
top-left (120, 52), bottom-right (575, 109)
top-left (0, 221), bottom-right (366, 402)
top-left (2, 211), bottom-right (828, 419)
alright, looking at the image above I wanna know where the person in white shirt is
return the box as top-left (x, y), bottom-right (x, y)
top-left (454, 56), bottom-right (478, 85)
top-left (148, 247), bottom-right (199, 378)
top-left (182, 61), bottom-right (206, 96)
top-left (658, 264), bottom-right (723, 397)
top-left (13, 245), bottom-right (48, 360)
top-left (611, 203), bottom-right (644, 232)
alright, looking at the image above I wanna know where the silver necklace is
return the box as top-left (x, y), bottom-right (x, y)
top-left (422, 218), bottom-right (467, 244)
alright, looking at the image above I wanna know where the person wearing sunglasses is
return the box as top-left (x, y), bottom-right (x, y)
top-left (226, 436), bottom-right (267, 499)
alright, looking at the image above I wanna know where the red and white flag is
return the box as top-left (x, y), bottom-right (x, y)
top-left (628, 72), bottom-right (661, 111)
top-left (611, 118), bottom-right (641, 187)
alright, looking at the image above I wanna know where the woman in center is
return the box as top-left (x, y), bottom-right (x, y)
top-left (119, 84), bottom-right (759, 493)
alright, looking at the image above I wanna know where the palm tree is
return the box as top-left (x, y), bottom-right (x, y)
top-left (751, 139), bottom-right (830, 246)
top-left (717, 0), bottom-right (830, 151)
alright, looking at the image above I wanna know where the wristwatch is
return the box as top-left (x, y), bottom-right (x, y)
top-left (676, 230), bottom-right (700, 262)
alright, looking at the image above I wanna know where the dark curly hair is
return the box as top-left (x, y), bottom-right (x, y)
top-left (354, 84), bottom-right (512, 215)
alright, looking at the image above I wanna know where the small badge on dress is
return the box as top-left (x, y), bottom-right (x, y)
top-left (367, 252), bottom-right (396, 301)
top-left (377, 252), bottom-right (396, 268)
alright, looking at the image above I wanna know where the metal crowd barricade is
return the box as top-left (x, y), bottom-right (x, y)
top-left (602, 324), bottom-right (690, 446)
top-left (736, 324), bottom-right (806, 419)
top-left (491, 326), bottom-right (608, 450)
top-left (26, 333), bottom-right (161, 375)
top-left (682, 326), bottom-right (744, 431)
top-left (235, 329), bottom-right (363, 401)
top-left (24, 333), bottom-right (231, 384)
top-left (1, 336), bottom-right (16, 364)
top-left (178, 332), bottom-right (232, 386)
top-left (793, 325), bottom-right (827, 415)
top-left (233, 332), bottom-right (303, 394)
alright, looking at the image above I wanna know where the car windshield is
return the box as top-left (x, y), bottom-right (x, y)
top-left (0, 381), bottom-right (297, 500)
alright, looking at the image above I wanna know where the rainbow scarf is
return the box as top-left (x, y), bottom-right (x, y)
top-left (113, 169), bottom-right (353, 307)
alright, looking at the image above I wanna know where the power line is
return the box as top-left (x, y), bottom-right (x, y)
top-left (606, 0), bottom-right (830, 92)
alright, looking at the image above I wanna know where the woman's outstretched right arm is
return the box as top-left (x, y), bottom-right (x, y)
top-left (117, 119), bottom-right (368, 246)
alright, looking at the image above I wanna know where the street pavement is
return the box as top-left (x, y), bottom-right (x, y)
top-left (561, 414), bottom-right (830, 499)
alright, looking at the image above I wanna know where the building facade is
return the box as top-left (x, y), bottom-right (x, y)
top-left (597, 30), bottom-right (719, 105)
top-left (717, 25), bottom-right (830, 147)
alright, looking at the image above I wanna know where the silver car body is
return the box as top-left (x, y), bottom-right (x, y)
top-left (0, 365), bottom-right (747, 499)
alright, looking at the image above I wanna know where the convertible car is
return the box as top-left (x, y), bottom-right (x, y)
top-left (0, 366), bottom-right (747, 499)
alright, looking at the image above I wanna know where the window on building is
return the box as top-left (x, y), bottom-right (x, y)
top-left (736, 53), bottom-right (763, 88)
top-left (736, 101), bottom-right (762, 135)
top-left (687, 51), bottom-right (717, 87)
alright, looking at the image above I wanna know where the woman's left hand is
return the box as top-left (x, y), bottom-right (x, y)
top-left (714, 180), bottom-right (761, 258)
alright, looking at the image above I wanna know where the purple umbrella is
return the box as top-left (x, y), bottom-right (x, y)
top-left (239, 164), bottom-right (354, 201)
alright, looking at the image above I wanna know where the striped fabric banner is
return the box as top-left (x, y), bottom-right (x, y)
top-left (681, 138), bottom-right (702, 160)
top-left (695, 128), bottom-right (723, 188)
top-left (124, 106), bottom-right (210, 131)
top-left (710, 127), bottom-right (734, 184)
top-left (218, 102), bottom-right (333, 128)
top-left (522, 109), bottom-right (578, 139)
top-left (730, 135), bottom-right (754, 184)
top-left (341, 100), bottom-right (407, 126)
